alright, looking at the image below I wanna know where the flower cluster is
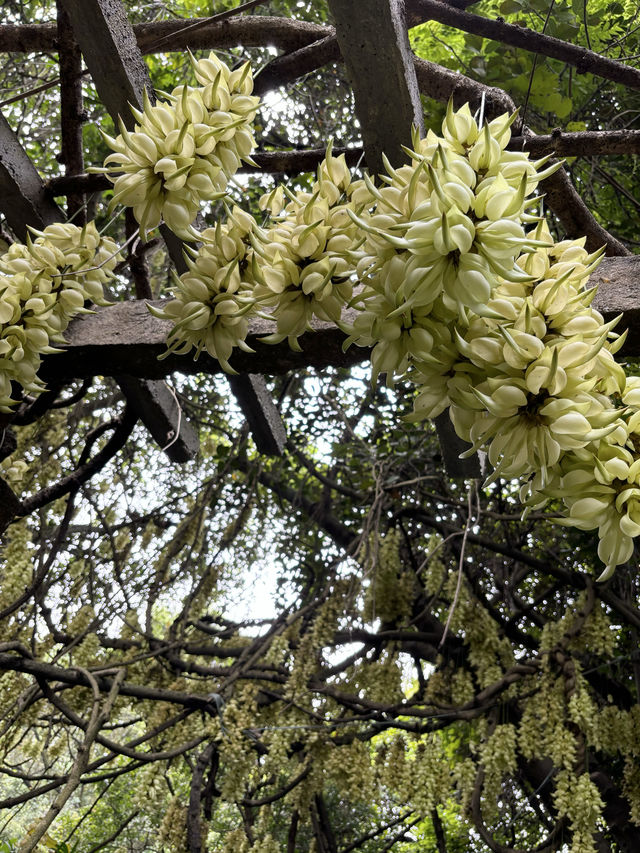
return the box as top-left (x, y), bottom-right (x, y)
top-left (99, 52), bottom-right (259, 238)
top-left (328, 101), bottom-right (636, 579)
top-left (150, 145), bottom-right (358, 361)
top-left (442, 222), bottom-right (634, 575)
top-left (554, 770), bottom-right (605, 853)
top-left (0, 222), bottom-right (117, 410)
top-left (344, 104), bottom-right (557, 384)
top-left (148, 205), bottom-right (258, 372)
top-left (250, 143), bottom-right (357, 350)
top-left (143, 92), bottom-right (640, 578)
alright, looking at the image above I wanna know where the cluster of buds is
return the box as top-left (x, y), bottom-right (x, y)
top-left (0, 222), bottom-right (117, 410)
top-left (250, 143), bottom-right (357, 350)
top-left (152, 146), bottom-right (359, 363)
top-left (148, 206), bottom-right (258, 373)
top-left (99, 52), bottom-right (259, 239)
top-left (334, 101), bottom-right (638, 578)
top-left (344, 101), bottom-right (558, 385)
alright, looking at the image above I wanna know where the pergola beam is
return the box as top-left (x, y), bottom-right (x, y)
top-left (328, 0), bottom-right (423, 176)
top-left (57, 0), bottom-right (154, 131)
top-left (44, 303), bottom-right (363, 382)
top-left (0, 113), bottom-right (62, 237)
top-left (42, 255), bottom-right (640, 378)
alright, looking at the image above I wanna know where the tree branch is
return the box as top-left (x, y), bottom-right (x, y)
top-left (512, 129), bottom-right (640, 157)
top-left (340, 810), bottom-right (416, 853)
top-left (253, 33), bottom-right (341, 96)
top-left (17, 669), bottom-right (126, 853)
top-left (407, 0), bottom-right (640, 93)
top-left (187, 742), bottom-right (216, 853)
top-left (0, 478), bottom-right (24, 535)
top-left (0, 16), bottom-right (328, 55)
top-left (37, 679), bottom-right (206, 765)
top-left (18, 406), bottom-right (137, 516)
top-left (540, 163), bottom-right (630, 255)
top-left (0, 653), bottom-right (218, 710)
top-left (44, 124), bottom-right (640, 204)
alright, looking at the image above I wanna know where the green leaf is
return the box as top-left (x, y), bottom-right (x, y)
top-left (463, 33), bottom-right (484, 52)
top-left (527, 0), bottom-right (551, 12)
top-left (499, 0), bottom-right (524, 14)
top-left (551, 20), bottom-right (580, 39)
top-left (555, 95), bottom-right (573, 118)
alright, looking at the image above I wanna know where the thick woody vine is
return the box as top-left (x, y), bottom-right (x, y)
top-left (1, 50), bottom-right (639, 583)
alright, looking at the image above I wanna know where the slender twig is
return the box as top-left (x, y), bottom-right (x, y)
top-left (17, 669), bottom-right (126, 853)
top-left (146, 0), bottom-right (266, 52)
top-left (521, 0), bottom-right (556, 131)
top-left (439, 484), bottom-right (475, 647)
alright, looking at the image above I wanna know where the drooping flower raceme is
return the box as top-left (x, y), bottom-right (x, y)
top-left (150, 145), bottom-right (360, 364)
top-left (0, 222), bottom-right (117, 410)
top-left (98, 52), bottom-right (260, 239)
top-left (250, 144), bottom-right (358, 351)
top-left (148, 206), bottom-right (259, 373)
top-left (332, 102), bottom-right (637, 579)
